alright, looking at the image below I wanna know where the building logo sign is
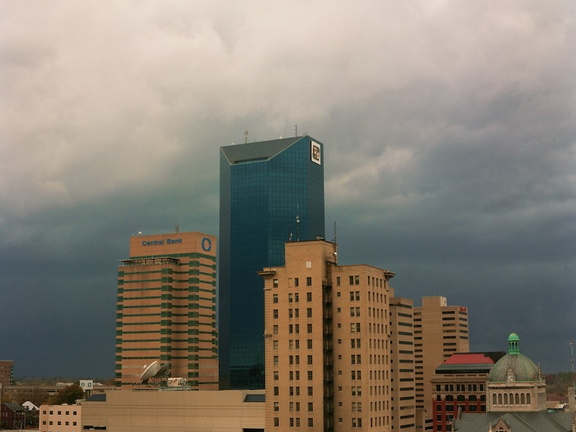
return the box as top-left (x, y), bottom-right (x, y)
top-left (202, 237), bottom-right (212, 252)
top-left (311, 141), bottom-right (321, 165)
top-left (142, 238), bottom-right (183, 246)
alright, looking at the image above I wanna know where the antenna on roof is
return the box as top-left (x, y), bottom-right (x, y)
top-left (294, 124), bottom-right (298, 137)
top-left (296, 204), bottom-right (300, 242)
top-left (244, 130), bottom-right (248, 143)
top-left (174, 223), bottom-right (180, 233)
top-left (333, 220), bottom-right (337, 244)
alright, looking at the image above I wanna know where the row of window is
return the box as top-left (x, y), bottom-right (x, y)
top-left (436, 394), bottom-right (485, 401)
top-left (272, 337), bottom-right (389, 351)
top-left (436, 384), bottom-right (484, 392)
top-left (43, 410), bottom-right (78, 416)
top-left (492, 392), bottom-right (532, 405)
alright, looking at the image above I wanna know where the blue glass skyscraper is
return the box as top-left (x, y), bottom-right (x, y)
top-left (219, 135), bottom-right (325, 389)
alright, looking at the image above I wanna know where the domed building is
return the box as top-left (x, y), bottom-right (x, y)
top-left (486, 333), bottom-right (546, 412)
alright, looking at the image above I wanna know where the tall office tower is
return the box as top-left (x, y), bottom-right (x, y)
top-left (389, 296), bottom-right (417, 431)
top-left (413, 296), bottom-right (470, 429)
top-left (220, 136), bottom-right (325, 389)
top-left (260, 239), bottom-right (395, 431)
top-left (115, 231), bottom-right (218, 389)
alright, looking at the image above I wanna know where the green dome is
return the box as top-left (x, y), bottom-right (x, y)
top-left (488, 333), bottom-right (540, 383)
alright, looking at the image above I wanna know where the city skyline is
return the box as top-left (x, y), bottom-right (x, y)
top-left (0, 1), bottom-right (574, 378)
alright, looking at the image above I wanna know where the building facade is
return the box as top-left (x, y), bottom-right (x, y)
top-left (431, 352), bottom-right (505, 432)
top-left (81, 390), bottom-right (265, 432)
top-left (220, 136), bottom-right (325, 389)
top-left (261, 239), bottom-right (395, 431)
top-left (115, 231), bottom-right (218, 389)
top-left (40, 404), bottom-right (81, 432)
top-left (389, 296), bottom-right (417, 431)
top-left (414, 296), bottom-right (470, 429)
top-left (486, 333), bottom-right (546, 413)
top-left (0, 360), bottom-right (13, 387)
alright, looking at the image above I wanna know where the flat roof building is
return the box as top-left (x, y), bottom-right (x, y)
top-left (219, 136), bottom-right (325, 389)
top-left (431, 352), bottom-right (505, 431)
top-left (81, 389), bottom-right (265, 432)
top-left (115, 231), bottom-right (218, 389)
top-left (0, 360), bottom-right (13, 388)
top-left (414, 296), bottom-right (470, 428)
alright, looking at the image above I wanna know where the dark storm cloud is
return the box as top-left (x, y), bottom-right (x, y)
top-left (1, 0), bottom-right (574, 376)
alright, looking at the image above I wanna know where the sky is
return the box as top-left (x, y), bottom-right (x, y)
top-left (1, 1), bottom-right (575, 379)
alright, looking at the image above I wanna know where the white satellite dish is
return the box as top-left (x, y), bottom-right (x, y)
top-left (140, 361), bottom-right (161, 382)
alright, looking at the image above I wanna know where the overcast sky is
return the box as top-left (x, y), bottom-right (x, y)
top-left (1, 1), bottom-right (574, 378)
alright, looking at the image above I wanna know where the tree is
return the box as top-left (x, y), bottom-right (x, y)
top-left (48, 384), bottom-right (84, 405)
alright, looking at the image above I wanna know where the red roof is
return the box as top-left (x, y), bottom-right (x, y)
top-left (443, 353), bottom-right (495, 365)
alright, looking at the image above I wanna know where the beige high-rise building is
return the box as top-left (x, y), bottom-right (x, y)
top-left (115, 231), bottom-right (218, 389)
top-left (260, 238), bottom-right (396, 431)
top-left (389, 296), bottom-right (417, 430)
top-left (414, 296), bottom-right (470, 429)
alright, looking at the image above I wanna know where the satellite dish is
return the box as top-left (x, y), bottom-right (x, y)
top-left (140, 361), bottom-right (161, 383)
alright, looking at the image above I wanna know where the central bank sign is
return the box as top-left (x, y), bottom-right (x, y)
top-left (142, 238), bottom-right (183, 246)
top-left (141, 237), bottom-right (212, 252)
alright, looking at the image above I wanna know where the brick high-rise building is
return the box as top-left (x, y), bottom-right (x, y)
top-left (0, 360), bottom-right (13, 387)
top-left (431, 351), bottom-right (505, 431)
top-left (414, 296), bottom-right (470, 429)
top-left (115, 231), bottom-right (218, 389)
top-left (260, 238), bottom-right (396, 431)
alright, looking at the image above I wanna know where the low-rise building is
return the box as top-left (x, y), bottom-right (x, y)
top-left (431, 352), bottom-right (505, 431)
top-left (81, 389), bottom-right (265, 432)
top-left (40, 404), bottom-right (82, 432)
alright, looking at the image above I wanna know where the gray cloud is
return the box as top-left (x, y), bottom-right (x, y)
top-left (1, 0), bottom-right (574, 376)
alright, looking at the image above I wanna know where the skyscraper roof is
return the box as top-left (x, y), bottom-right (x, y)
top-left (221, 137), bottom-right (303, 164)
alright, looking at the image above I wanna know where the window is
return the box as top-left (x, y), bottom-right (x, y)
top-left (306, 292), bottom-right (312, 302)
top-left (274, 370), bottom-right (279, 380)
top-left (306, 277), bottom-right (312, 286)
top-left (307, 308), bottom-right (312, 317)
top-left (273, 325), bottom-right (278, 335)
top-left (273, 293), bottom-right (278, 303)
top-left (308, 386), bottom-right (313, 396)
top-left (274, 418), bottom-right (279, 427)
top-left (308, 371), bottom-right (313, 380)
top-left (274, 355), bottom-right (278, 365)
top-left (308, 402), bottom-right (314, 412)
top-left (274, 402), bottom-right (279, 411)
top-left (274, 386), bottom-right (279, 396)
top-left (307, 339), bottom-right (313, 349)
top-left (308, 418), bottom-right (314, 427)
top-left (337, 276), bottom-right (341, 286)
top-left (307, 355), bottom-right (313, 365)
top-left (273, 309), bottom-right (278, 319)
top-left (349, 275), bottom-right (354, 285)
top-left (307, 324), bottom-right (312, 333)
top-left (295, 277), bottom-right (299, 287)
top-left (273, 278), bottom-right (278, 287)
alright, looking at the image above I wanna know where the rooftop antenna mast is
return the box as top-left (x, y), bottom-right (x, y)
top-left (333, 220), bottom-right (337, 244)
top-left (296, 204), bottom-right (300, 242)
top-left (174, 223), bottom-right (180, 234)
top-left (295, 124), bottom-right (298, 137)
top-left (570, 341), bottom-right (575, 385)
top-left (244, 130), bottom-right (249, 144)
